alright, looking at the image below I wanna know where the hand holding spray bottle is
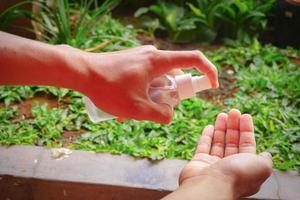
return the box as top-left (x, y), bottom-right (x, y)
top-left (84, 72), bottom-right (213, 123)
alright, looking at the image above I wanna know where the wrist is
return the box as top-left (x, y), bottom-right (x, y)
top-left (78, 51), bottom-right (114, 98)
top-left (54, 45), bottom-right (91, 93)
top-left (164, 173), bottom-right (236, 200)
top-left (183, 175), bottom-right (236, 200)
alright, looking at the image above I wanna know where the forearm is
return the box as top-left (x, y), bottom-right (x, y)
top-left (162, 177), bottom-right (235, 200)
top-left (0, 31), bottom-right (89, 92)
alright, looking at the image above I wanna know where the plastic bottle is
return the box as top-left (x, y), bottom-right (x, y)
top-left (84, 73), bottom-right (212, 123)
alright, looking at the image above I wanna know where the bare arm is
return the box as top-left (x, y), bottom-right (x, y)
top-left (162, 176), bottom-right (235, 200)
top-left (0, 31), bottom-right (218, 123)
top-left (0, 31), bottom-right (88, 92)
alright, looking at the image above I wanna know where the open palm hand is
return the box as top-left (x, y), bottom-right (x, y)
top-left (179, 109), bottom-right (273, 198)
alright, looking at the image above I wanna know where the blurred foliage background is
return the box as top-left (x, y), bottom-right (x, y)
top-left (0, 0), bottom-right (299, 172)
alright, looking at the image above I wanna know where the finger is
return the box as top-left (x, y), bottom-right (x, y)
top-left (259, 152), bottom-right (272, 161)
top-left (210, 113), bottom-right (227, 158)
top-left (239, 114), bottom-right (256, 154)
top-left (167, 69), bottom-right (184, 77)
top-left (153, 50), bottom-right (219, 88)
top-left (195, 125), bottom-right (214, 154)
top-left (225, 109), bottom-right (241, 157)
top-left (258, 152), bottom-right (273, 176)
top-left (237, 152), bottom-right (273, 197)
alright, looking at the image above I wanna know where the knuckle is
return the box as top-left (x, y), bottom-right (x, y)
top-left (143, 45), bottom-right (157, 51)
top-left (187, 50), bottom-right (204, 63)
top-left (142, 45), bottom-right (158, 59)
top-left (192, 50), bottom-right (202, 58)
top-left (56, 44), bottom-right (72, 49)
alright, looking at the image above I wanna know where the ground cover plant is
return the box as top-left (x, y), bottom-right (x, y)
top-left (1, 43), bottom-right (299, 172)
top-left (0, 0), bottom-right (300, 172)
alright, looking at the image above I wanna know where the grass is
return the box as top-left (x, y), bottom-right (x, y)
top-left (0, 41), bottom-right (299, 172)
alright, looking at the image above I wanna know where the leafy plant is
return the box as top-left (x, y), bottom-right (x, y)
top-left (136, 0), bottom-right (275, 44)
top-left (186, 0), bottom-right (224, 42)
top-left (135, 0), bottom-right (198, 43)
top-left (31, 0), bottom-right (121, 47)
top-left (0, 0), bottom-right (33, 31)
top-left (188, 0), bottom-right (275, 44)
top-left (0, 86), bottom-right (35, 106)
top-left (218, 0), bottom-right (275, 45)
top-left (81, 14), bottom-right (140, 52)
top-left (0, 0), bottom-right (123, 48)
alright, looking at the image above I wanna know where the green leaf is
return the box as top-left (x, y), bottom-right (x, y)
top-left (134, 7), bottom-right (149, 17)
top-left (187, 3), bottom-right (206, 19)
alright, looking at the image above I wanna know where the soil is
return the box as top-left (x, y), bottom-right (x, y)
top-left (291, 57), bottom-right (300, 65)
top-left (4, 93), bottom-right (60, 124)
top-left (199, 65), bottom-right (238, 105)
top-left (137, 33), bottom-right (222, 51)
top-left (16, 93), bottom-right (58, 119)
top-left (0, 93), bottom-right (85, 145)
top-left (61, 130), bottom-right (85, 147)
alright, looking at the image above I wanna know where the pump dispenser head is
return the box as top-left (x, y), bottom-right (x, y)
top-left (192, 75), bottom-right (212, 92)
top-left (174, 74), bottom-right (212, 100)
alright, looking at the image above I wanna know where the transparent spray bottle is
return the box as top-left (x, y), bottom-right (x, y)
top-left (84, 73), bottom-right (213, 123)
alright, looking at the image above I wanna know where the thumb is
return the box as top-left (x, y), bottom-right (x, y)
top-left (258, 152), bottom-right (273, 176)
top-left (259, 152), bottom-right (272, 161)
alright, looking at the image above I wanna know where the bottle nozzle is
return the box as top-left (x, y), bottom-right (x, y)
top-left (174, 74), bottom-right (212, 100)
top-left (192, 76), bottom-right (212, 93)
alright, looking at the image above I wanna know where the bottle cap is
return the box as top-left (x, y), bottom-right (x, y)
top-left (175, 74), bottom-right (212, 100)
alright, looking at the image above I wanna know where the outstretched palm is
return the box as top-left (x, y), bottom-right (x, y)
top-left (179, 109), bottom-right (272, 197)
